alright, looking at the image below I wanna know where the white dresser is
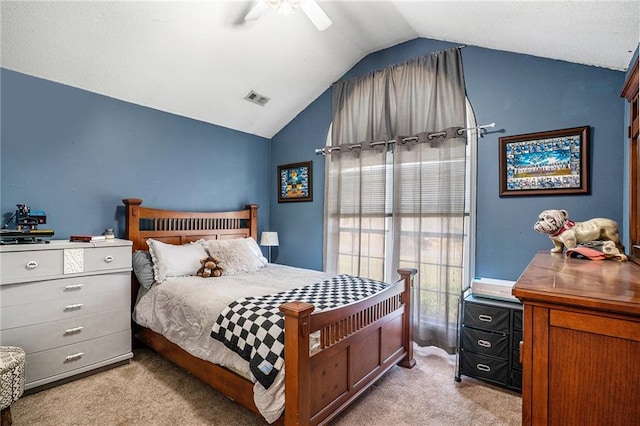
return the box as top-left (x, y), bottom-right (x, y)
top-left (0, 239), bottom-right (133, 391)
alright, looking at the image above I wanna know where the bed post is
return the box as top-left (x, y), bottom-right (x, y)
top-left (397, 268), bottom-right (417, 369)
top-left (279, 301), bottom-right (314, 426)
top-left (122, 198), bottom-right (142, 247)
top-left (245, 204), bottom-right (259, 241)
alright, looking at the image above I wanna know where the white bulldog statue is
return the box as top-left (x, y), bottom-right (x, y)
top-left (534, 209), bottom-right (624, 254)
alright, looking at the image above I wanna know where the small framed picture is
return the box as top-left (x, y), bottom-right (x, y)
top-left (499, 126), bottom-right (589, 196)
top-left (278, 161), bottom-right (313, 203)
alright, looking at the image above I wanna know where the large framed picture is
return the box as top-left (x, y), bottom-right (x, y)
top-left (499, 126), bottom-right (589, 196)
top-left (278, 161), bottom-right (313, 203)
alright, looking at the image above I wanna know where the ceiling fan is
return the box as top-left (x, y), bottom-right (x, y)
top-left (244, 0), bottom-right (333, 31)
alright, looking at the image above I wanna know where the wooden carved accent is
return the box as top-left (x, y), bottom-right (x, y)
top-left (622, 57), bottom-right (640, 263)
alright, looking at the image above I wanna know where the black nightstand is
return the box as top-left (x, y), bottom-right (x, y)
top-left (456, 294), bottom-right (522, 392)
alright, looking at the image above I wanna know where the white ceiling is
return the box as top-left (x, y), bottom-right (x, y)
top-left (2, 1), bottom-right (638, 139)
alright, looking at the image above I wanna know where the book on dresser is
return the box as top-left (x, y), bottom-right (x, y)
top-left (69, 235), bottom-right (107, 242)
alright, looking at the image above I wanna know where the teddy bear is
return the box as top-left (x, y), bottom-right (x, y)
top-left (196, 256), bottom-right (223, 278)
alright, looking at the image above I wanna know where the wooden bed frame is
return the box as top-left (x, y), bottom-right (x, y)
top-left (123, 198), bottom-right (416, 426)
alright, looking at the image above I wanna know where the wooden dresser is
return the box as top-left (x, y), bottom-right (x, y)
top-left (513, 251), bottom-right (640, 425)
top-left (0, 239), bottom-right (133, 392)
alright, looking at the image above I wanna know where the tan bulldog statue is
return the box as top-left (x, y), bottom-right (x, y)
top-left (534, 209), bottom-right (624, 254)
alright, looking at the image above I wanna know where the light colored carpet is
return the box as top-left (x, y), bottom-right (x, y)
top-left (12, 345), bottom-right (521, 425)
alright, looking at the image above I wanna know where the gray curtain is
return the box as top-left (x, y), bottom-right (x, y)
top-left (324, 64), bottom-right (392, 280)
top-left (324, 47), bottom-right (467, 353)
top-left (390, 50), bottom-right (467, 353)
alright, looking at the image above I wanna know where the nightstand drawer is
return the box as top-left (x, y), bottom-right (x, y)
top-left (511, 369), bottom-right (522, 389)
top-left (83, 245), bottom-right (131, 272)
top-left (512, 348), bottom-right (522, 370)
top-left (1, 249), bottom-right (63, 283)
top-left (1, 286), bottom-right (129, 329)
top-left (464, 302), bottom-right (510, 332)
top-left (1, 272), bottom-right (130, 307)
top-left (513, 329), bottom-right (522, 348)
top-left (25, 330), bottom-right (131, 384)
top-left (461, 326), bottom-right (509, 359)
top-left (0, 308), bottom-right (131, 353)
top-left (513, 309), bottom-right (523, 331)
top-left (460, 352), bottom-right (509, 385)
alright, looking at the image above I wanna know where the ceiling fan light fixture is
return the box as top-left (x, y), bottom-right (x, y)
top-left (245, 0), bottom-right (332, 31)
top-left (278, 2), bottom-right (295, 15)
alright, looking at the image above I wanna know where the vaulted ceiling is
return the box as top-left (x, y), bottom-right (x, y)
top-left (2, 1), bottom-right (638, 139)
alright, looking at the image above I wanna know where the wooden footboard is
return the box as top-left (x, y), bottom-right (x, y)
top-left (123, 198), bottom-right (416, 426)
top-left (280, 268), bottom-right (416, 426)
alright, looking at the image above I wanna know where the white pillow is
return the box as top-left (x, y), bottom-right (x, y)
top-left (146, 238), bottom-right (208, 283)
top-left (243, 237), bottom-right (269, 266)
top-left (202, 238), bottom-right (267, 275)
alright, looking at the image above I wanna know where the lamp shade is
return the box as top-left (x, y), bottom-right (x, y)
top-left (260, 231), bottom-right (279, 247)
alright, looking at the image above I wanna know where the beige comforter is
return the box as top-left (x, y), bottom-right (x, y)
top-left (133, 263), bottom-right (332, 423)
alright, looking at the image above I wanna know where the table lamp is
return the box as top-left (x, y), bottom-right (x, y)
top-left (260, 231), bottom-right (279, 263)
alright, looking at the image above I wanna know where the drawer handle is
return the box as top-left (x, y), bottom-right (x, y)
top-left (63, 303), bottom-right (84, 312)
top-left (476, 363), bottom-right (491, 372)
top-left (64, 352), bottom-right (84, 363)
top-left (478, 314), bottom-right (493, 322)
top-left (64, 326), bottom-right (84, 336)
top-left (477, 339), bottom-right (492, 348)
top-left (64, 284), bottom-right (84, 291)
top-left (25, 260), bottom-right (39, 270)
top-left (104, 255), bottom-right (114, 263)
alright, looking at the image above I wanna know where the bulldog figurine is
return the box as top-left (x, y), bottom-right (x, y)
top-left (534, 209), bottom-right (624, 253)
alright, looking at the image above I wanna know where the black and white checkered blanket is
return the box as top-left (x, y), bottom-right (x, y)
top-left (210, 274), bottom-right (389, 389)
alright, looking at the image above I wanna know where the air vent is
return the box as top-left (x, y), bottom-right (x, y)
top-left (244, 90), bottom-right (270, 106)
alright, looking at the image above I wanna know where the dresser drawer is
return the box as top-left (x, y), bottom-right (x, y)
top-left (25, 330), bottom-right (131, 384)
top-left (0, 308), bottom-right (130, 353)
top-left (83, 245), bottom-right (131, 272)
top-left (460, 352), bottom-right (509, 385)
top-left (464, 302), bottom-right (510, 332)
top-left (1, 286), bottom-right (130, 329)
top-left (1, 249), bottom-right (63, 283)
top-left (461, 326), bottom-right (509, 359)
top-left (1, 272), bottom-right (130, 307)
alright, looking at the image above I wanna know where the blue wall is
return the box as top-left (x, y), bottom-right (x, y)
top-left (268, 91), bottom-right (332, 270)
top-left (1, 69), bottom-right (271, 240)
top-left (270, 38), bottom-right (627, 280)
top-left (1, 37), bottom-right (629, 282)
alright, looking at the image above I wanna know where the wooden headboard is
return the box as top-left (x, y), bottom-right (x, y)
top-left (122, 198), bottom-right (259, 252)
top-left (123, 198), bottom-right (259, 302)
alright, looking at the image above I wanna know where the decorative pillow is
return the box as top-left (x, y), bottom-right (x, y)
top-left (146, 238), bottom-right (209, 283)
top-left (132, 250), bottom-right (156, 289)
top-left (243, 237), bottom-right (269, 266)
top-left (201, 238), bottom-right (266, 276)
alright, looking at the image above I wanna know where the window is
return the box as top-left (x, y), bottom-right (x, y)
top-left (325, 99), bottom-right (477, 351)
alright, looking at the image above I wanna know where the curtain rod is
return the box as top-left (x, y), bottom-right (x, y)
top-left (314, 122), bottom-right (495, 156)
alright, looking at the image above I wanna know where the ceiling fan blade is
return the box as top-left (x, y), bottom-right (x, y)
top-left (244, 1), bottom-right (269, 21)
top-left (300, 0), bottom-right (332, 31)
